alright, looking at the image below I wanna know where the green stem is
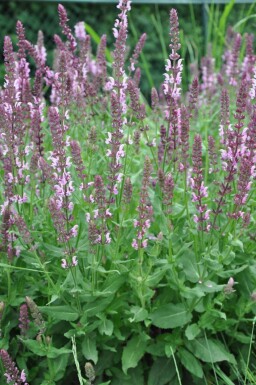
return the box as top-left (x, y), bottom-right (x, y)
top-left (244, 318), bottom-right (255, 385)
top-left (170, 347), bottom-right (182, 385)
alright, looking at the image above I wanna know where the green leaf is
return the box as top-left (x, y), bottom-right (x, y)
top-left (185, 324), bottom-right (201, 341)
top-left (178, 348), bottom-right (203, 378)
top-left (98, 382), bottom-right (111, 385)
top-left (46, 346), bottom-right (71, 359)
top-left (145, 267), bottom-right (169, 287)
top-left (231, 238), bottom-right (244, 251)
top-left (180, 251), bottom-right (200, 283)
top-left (98, 318), bottom-right (114, 336)
top-left (21, 339), bottom-right (47, 356)
top-left (52, 353), bottom-right (69, 381)
top-left (110, 364), bottom-right (144, 385)
top-left (101, 274), bottom-right (126, 295)
top-left (148, 357), bottom-right (175, 385)
top-left (186, 338), bottom-right (236, 364)
top-left (217, 264), bottom-right (248, 278)
top-left (82, 296), bottom-right (114, 318)
top-left (39, 306), bottom-right (79, 322)
top-left (129, 306), bottom-right (148, 323)
top-left (122, 334), bottom-right (148, 374)
top-left (82, 336), bottom-right (98, 364)
top-left (150, 303), bottom-right (192, 329)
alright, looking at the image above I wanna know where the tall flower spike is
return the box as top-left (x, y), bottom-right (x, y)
top-left (19, 304), bottom-right (29, 337)
top-left (228, 33), bottom-right (242, 86)
top-left (132, 157), bottom-right (153, 250)
top-left (163, 9), bottom-right (183, 100)
top-left (180, 105), bottom-right (190, 172)
top-left (191, 134), bottom-right (210, 231)
top-left (233, 158), bottom-right (253, 212)
top-left (219, 88), bottom-right (230, 144)
top-left (25, 296), bottom-right (45, 336)
top-left (123, 177), bottom-right (133, 204)
top-left (16, 21), bottom-right (26, 60)
top-left (0, 349), bottom-right (29, 385)
top-left (129, 33), bottom-right (147, 72)
top-left (96, 34), bottom-right (107, 88)
top-left (188, 77), bottom-right (198, 116)
top-left (208, 135), bottom-right (218, 174)
top-left (151, 87), bottom-right (159, 111)
top-left (127, 79), bottom-right (145, 120)
top-left (58, 4), bottom-right (77, 54)
top-left (162, 173), bottom-right (174, 214)
top-left (70, 140), bottom-right (86, 181)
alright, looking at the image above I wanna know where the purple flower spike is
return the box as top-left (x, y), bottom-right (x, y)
top-left (0, 349), bottom-right (29, 385)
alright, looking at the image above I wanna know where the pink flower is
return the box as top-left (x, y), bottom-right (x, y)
top-left (94, 209), bottom-right (99, 219)
top-left (74, 21), bottom-right (86, 40)
top-left (70, 225), bottom-right (78, 237)
top-left (133, 219), bottom-right (139, 227)
top-left (113, 185), bottom-right (118, 195)
top-left (106, 209), bottom-right (112, 217)
top-left (132, 239), bottom-right (138, 250)
top-left (20, 369), bottom-right (27, 382)
top-left (142, 239), bottom-right (148, 248)
top-left (105, 232), bottom-right (111, 244)
top-left (193, 215), bottom-right (199, 223)
top-left (61, 259), bottom-right (68, 269)
top-left (105, 132), bottom-right (112, 144)
top-left (144, 219), bottom-right (151, 229)
top-left (72, 256), bottom-right (78, 266)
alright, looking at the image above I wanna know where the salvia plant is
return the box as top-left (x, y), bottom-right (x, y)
top-left (0, 1), bottom-right (256, 385)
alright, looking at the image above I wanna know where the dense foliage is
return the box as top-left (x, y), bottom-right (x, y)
top-left (0, 1), bottom-right (256, 385)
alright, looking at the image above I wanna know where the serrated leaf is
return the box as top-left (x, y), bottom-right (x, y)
top-left (39, 306), bottom-right (79, 322)
top-left (178, 348), bottom-right (203, 378)
top-left (82, 336), bottom-right (98, 364)
top-left (122, 334), bottom-right (148, 374)
top-left (186, 338), bottom-right (236, 364)
top-left (150, 303), bottom-right (192, 329)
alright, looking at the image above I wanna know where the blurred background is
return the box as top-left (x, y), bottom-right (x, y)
top-left (0, 1), bottom-right (255, 98)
